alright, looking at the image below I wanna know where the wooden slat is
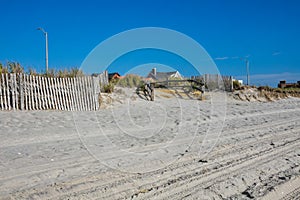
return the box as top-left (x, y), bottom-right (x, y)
top-left (29, 75), bottom-right (33, 110)
top-left (89, 76), bottom-right (94, 110)
top-left (77, 77), bottom-right (83, 111)
top-left (81, 77), bottom-right (86, 111)
top-left (63, 77), bottom-right (69, 111)
top-left (79, 77), bottom-right (84, 111)
top-left (51, 78), bottom-right (58, 110)
top-left (2, 74), bottom-right (7, 110)
top-left (75, 77), bottom-right (80, 111)
top-left (61, 78), bottom-right (67, 111)
top-left (58, 78), bottom-right (64, 110)
top-left (86, 76), bottom-right (91, 110)
top-left (11, 73), bottom-right (16, 110)
top-left (6, 73), bottom-right (11, 110)
top-left (38, 76), bottom-right (46, 110)
top-left (37, 76), bottom-right (42, 110)
top-left (30, 75), bottom-right (34, 110)
top-left (15, 73), bottom-right (19, 110)
top-left (0, 74), bottom-right (3, 110)
top-left (82, 76), bottom-right (87, 111)
top-left (33, 75), bottom-right (38, 110)
top-left (24, 74), bottom-right (28, 110)
top-left (47, 77), bottom-right (54, 109)
top-left (91, 76), bottom-right (96, 110)
top-left (91, 77), bottom-right (96, 110)
top-left (87, 76), bottom-right (92, 111)
top-left (42, 77), bottom-right (49, 110)
top-left (88, 76), bottom-right (94, 110)
top-left (19, 73), bottom-right (24, 110)
top-left (66, 78), bottom-right (73, 111)
top-left (65, 78), bottom-right (71, 111)
top-left (72, 77), bottom-right (79, 111)
top-left (93, 76), bottom-right (99, 110)
top-left (53, 78), bottom-right (60, 110)
top-left (70, 78), bottom-right (75, 110)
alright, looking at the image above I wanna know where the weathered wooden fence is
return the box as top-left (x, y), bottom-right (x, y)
top-left (191, 74), bottom-right (233, 92)
top-left (0, 73), bottom-right (107, 111)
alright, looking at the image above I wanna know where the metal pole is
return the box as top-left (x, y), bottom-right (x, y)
top-left (37, 27), bottom-right (48, 73)
top-left (246, 60), bottom-right (250, 86)
top-left (45, 31), bottom-right (48, 73)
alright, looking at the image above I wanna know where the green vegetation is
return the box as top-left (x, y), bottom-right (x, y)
top-left (258, 86), bottom-right (300, 93)
top-left (0, 61), bottom-right (23, 74)
top-left (233, 80), bottom-right (241, 90)
top-left (102, 83), bottom-right (115, 93)
top-left (0, 61), bottom-right (84, 78)
top-left (116, 74), bottom-right (143, 88)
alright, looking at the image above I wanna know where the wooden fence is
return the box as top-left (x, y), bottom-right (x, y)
top-left (191, 74), bottom-right (233, 92)
top-left (0, 73), bottom-right (107, 111)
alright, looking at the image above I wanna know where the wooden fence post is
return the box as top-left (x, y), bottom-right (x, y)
top-left (51, 77), bottom-right (58, 110)
top-left (6, 74), bottom-right (11, 110)
top-left (14, 73), bottom-right (19, 110)
top-left (53, 78), bottom-right (60, 110)
top-left (2, 74), bottom-right (7, 110)
top-left (82, 77), bottom-right (88, 111)
top-left (67, 78), bottom-right (73, 111)
top-left (87, 76), bottom-right (93, 111)
top-left (11, 73), bottom-right (16, 110)
top-left (93, 76), bottom-right (100, 110)
top-left (0, 74), bottom-right (3, 110)
top-left (70, 78), bottom-right (76, 111)
top-left (19, 73), bottom-right (24, 110)
top-left (150, 83), bottom-right (154, 101)
top-left (78, 77), bottom-right (84, 111)
top-left (37, 76), bottom-right (42, 110)
top-left (47, 77), bottom-right (54, 109)
top-left (29, 75), bottom-right (33, 110)
top-left (59, 78), bottom-right (66, 111)
top-left (42, 76), bottom-right (49, 110)
top-left (24, 74), bottom-right (28, 110)
top-left (63, 77), bottom-right (70, 111)
top-left (34, 75), bottom-right (39, 110)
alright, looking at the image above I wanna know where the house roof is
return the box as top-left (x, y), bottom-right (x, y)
top-left (108, 72), bottom-right (121, 79)
top-left (147, 71), bottom-right (182, 81)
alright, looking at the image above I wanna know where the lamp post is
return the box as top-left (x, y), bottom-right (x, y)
top-left (37, 27), bottom-right (48, 73)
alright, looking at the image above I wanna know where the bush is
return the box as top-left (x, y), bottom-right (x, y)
top-left (117, 74), bottom-right (142, 88)
top-left (102, 83), bottom-right (114, 93)
top-left (8, 61), bottom-right (24, 74)
top-left (0, 63), bottom-right (8, 74)
top-left (233, 80), bottom-right (241, 90)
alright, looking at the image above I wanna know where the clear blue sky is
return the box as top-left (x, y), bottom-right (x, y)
top-left (1, 0), bottom-right (300, 86)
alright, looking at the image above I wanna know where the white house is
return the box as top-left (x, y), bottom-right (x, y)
top-left (147, 68), bottom-right (183, 81)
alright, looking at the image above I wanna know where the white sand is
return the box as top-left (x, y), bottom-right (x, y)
top-left (0, 88), bottom-right (300, 199)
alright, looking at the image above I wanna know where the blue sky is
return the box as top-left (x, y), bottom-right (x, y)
top-left (1, 0), bottom-right (300, 86)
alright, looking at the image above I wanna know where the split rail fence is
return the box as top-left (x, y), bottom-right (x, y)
top-left (0, 73), bottom-right (107, 111)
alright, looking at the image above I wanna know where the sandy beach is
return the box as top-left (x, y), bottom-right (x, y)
top-left (0, 88), bottom-right (300, 199)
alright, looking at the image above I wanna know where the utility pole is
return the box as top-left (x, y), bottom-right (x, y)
top-left (240, 57), bottom-right (250, 86)
top-left (37, 27), bottom-right (48, 73)
top-left (246, 59), bottom-right (250, 86)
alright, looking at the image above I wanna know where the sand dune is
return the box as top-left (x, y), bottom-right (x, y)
top-left (0, 88), bottom-right (299, 199)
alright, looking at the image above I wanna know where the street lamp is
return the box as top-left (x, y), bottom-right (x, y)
top-left (37, 27), bottom-right (48, 73)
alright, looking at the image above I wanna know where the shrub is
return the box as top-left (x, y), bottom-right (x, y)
top-left (8, 61), bottom-right (24, 74)
top-left (102, 83), bottom-right (114, 93)
top-left (117, 74), bottom-right (142, 88)
top-left (0, 63), bottom-right (8, 74)
top-left (233, 80), bottom-right (241, 90)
